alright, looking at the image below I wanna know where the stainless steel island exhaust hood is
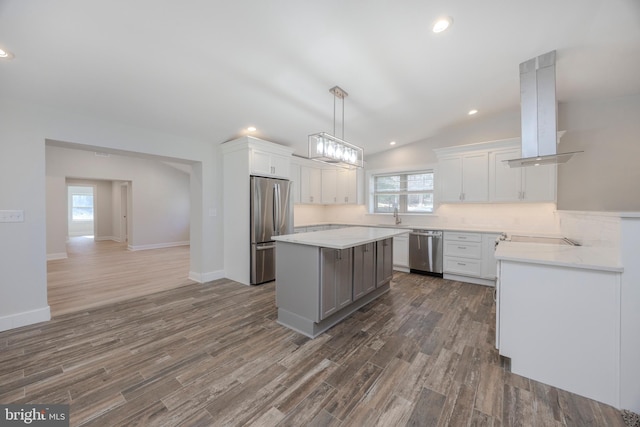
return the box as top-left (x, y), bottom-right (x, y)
top-left (506, 50), bottom-right (582, 168)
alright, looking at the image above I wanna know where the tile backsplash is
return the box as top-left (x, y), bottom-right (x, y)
top-left (558, 211), bottom-right (621, 248)
top-left (298, 202), bottom-right (561, 234)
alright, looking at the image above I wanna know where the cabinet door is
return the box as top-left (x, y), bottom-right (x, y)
top-left (522, 164), bottom-right (556, 202)
top-left (336, 169), bottom-right (349, 204)
top-left (376, 238), bottom-right (393, 287)
top-left (439, 157), bottom-right (463, 202)
top-left (462, 153), bottom-right (489, 202)
top-left (320, 248), bottom-right (338, 319)
top-left (300, 166), bottom-right (322, 204)
top-left (322, 169), bottom-right (338, 204)
top-left (270, 154), bottom-right (290, 179)
top-left (490, 149), bottom-right (522, 202)
top-left (336, 248), bottom-right (353, 310)
top-left (335, 169), bottom-right (358, 204)
top-left (250, 150), bottom-right (272, 176)
top-left (354, 243), bottom-right (375, 299)
top-left (290, 163), bottom-right (301, 204)
top-left (392, 235), bottom-right (409, 269)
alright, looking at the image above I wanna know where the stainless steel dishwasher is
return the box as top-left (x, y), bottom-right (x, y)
top-left (409, 230), bottom-right (443, 277)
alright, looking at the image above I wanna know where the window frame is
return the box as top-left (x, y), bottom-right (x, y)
top-left (370, 169), bottom-right (435, 214)
top-left (71, 193), bottom-right (95, 222)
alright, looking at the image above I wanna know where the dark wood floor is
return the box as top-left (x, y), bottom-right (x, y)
top-left (0, 273), bottom-right (626, 426)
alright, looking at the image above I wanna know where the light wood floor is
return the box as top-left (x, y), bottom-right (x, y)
top-left (1, 272), bottom-right (626, 426)
top-left (47, 237), bottom-right (194, 316)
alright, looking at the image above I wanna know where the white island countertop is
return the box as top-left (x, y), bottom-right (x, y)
top-left (273, 226), bottom-right (409, 249)
top-left (495, 241), bottom-right (623, 273)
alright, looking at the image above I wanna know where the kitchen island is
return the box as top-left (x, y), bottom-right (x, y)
top-left (273, 227), bottom-right (408, 338)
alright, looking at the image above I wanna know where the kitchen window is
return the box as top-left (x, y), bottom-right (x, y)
top-left (372, 171), bottom-right (434, 213)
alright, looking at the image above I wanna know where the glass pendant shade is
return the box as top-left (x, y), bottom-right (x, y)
top-left (309, 132), bottom-right (363, 168)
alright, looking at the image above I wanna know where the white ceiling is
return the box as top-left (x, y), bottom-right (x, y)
top-left (1, 0), bottom-right (639, 158)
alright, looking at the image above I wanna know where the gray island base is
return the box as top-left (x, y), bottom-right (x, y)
top-left (273, 227), bottom-right (408, 338)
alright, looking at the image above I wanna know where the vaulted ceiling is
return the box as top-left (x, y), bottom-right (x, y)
top-left (1, 0), bottom-right (639, 157)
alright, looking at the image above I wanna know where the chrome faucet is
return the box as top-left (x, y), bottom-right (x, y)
top-left (393, 207), bottom-right (402, 225)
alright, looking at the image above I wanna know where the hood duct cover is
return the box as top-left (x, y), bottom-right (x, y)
top-left (506, 50), bottom-right (582, 168)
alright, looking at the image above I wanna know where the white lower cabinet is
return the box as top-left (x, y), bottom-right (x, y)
top-left (392, 234), bottom-right (409, 271)
top-left (443, 231), bottom-right (500, 286)
top-left (497, 260), bottom-right (621, 408)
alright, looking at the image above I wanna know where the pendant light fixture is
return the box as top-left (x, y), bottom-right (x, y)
top-left (308, 86), bottom-right (364, 168)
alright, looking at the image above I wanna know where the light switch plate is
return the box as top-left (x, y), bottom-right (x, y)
top-left (0, 210), bottom-right (25, 222)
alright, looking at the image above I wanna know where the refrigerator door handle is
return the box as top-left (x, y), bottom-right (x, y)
top-left (273, 184), bottom-right (282, 236)
top-left (272, 184), bottom-right (278, 236)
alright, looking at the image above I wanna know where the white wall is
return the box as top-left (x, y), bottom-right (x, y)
top-left (0, 99), bottom-right (223, 332)
top-left (47, 147), bottom-right (191, 251)
top-left (365, 108), bottom-right (522, 171)
top-left (46, 175), bottom-right (68, 259)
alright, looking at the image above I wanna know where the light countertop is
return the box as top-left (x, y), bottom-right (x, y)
top-left (295, 222), bottom-right (507, 234)
top-left (273, 226), bottom-right (409, 249)
top-left (495, 241), bottom-right (623, 273)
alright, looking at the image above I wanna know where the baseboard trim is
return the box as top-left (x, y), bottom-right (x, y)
top-left (95, 235), bottom-right (119, 242)
top-left (127, 241), bottom-right (190, 251)
top-left (189, 270), bottom-right (225, 284)
top-left (47, 252), bottom-right (68, 261)
top-left (0, 306), bottom-right (51, 332)
top-left (443, 273), bottom-right (496, 287)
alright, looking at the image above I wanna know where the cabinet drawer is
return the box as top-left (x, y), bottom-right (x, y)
top-left (444, 241), bottom-right (481, 259)
top-left (445, 232), bottom-right (481, 243)
top-left (444, 256), bottom-right (482, 276)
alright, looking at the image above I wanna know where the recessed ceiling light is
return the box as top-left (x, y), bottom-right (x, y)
top-left (468, 109), bottom-right (478, 115)
top-left (432, 16), bottom-right (453, 33)
top-left (247, 126), bottom-right (257, 132)
top-left (389, 141), bottom-right (396, 146)
top-left (0, 48), bottom-right (14, 60)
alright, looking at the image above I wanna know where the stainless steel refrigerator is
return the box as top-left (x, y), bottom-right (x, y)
top-left (250, 176), bottom-right (293, 285)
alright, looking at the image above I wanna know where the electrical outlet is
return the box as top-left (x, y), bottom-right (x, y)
top-left (0, 210), bottom-right (25, 222)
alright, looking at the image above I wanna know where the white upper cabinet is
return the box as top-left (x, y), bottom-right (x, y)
top-left (322, 168), bottom-right (361, 205)
top-left (289, 162), bottom-right (301, 204)
top-left (337, 169), bottom-right (358, 204)
top-left (250, 149), bottom-right (290, 179)
top-left (221, 136), bottom-right (294, 180)
top-left (291, 156), bottom-right (362, 205)
top-left (438, 152), bottom-right (489, 203)
top-left (489, 148), bottom-right (556, 202)
top-left (299, 163), bottom-right (322, 204)
top-left (321, 169), bottom-right (338, 204)
top-left (437, 136), bottom-right (560, 204)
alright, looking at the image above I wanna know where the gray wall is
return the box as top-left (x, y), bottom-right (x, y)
top-left (557, 94), bottom-right (640, 211)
